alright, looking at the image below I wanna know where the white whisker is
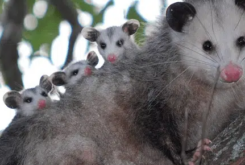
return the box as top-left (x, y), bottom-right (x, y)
top-left (182, 2), bottom-right (222, 62)
top-left (148, 67), bottom-right (190, 104)
top-left (231, 85), bottom-right (244, 109)
top-left (199, 67), bottom-right (220, 164)
top-left (175, 43), bottom-right (218, 63)
top-left (181, 70), bottom-right (195, 163)
top-left (138, 60), bottom-right (216, 68)
top-left (234, 10), bottom-right (245, 30)
top-left (183, 41), bottom-right (219, 63)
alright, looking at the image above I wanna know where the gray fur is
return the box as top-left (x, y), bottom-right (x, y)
top-left (3, 75), bottom-right (53, 117)
top-left (50, 54), bottom-right (98, 88)
top-left (106, 27), bottom-right (117, 39)
top-left (1, 0), bottom-right (245, 164)
top-left (82, 19), bottom-right (140, 64)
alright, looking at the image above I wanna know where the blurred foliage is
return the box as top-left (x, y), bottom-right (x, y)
top-left (0, 1), bottom-right (4, 14)
top-left (126, 1), bottom-right (146, 46)
top-left (24, 0), bottom-right (62, 60)
top-left (71, 0), bottom-right (114, 27)
top-left (25, 2), bottom-right (62, 60)
top-left (1, 0), bottom-right (149, 61)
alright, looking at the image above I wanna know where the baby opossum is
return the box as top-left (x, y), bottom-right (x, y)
top-left (50, 51), bottom-right (99, 87)
top-left (1, 0), bottom-right (245, 165)
top-left (3, 75), bottom-right (53, 117)
top-left (82, 19), bottom-right (140, 64)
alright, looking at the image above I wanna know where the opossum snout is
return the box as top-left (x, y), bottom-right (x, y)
top-left (38, 100), bottom-right (46, 109)
top-left (221, 62), bottom-right (243, 83)
top-left (84, 67), bottom-right (92, 76)
top-left (107, 54), bottom-right (117, 63)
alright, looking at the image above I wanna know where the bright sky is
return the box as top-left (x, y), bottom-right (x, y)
top-left (0, 0), bottom-right (180, 131)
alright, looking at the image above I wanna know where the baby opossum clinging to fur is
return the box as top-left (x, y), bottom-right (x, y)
top-left (3, 75), bottom-right (53, 117)
top-left (1, 0), bottom-right (245, 165)
top-left (50, 51), bottom-right (99, 87)
top-left (82, 19), bottom-right (140, 64)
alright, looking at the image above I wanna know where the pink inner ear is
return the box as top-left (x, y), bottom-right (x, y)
top-left (123, 27), bottom-right (128, 33)
top-left (84, 67), bottom-right (92, 76)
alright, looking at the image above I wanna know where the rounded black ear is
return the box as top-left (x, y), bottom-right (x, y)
top-left (122, 19), bottom-right (140, 36)
top-left (82, 27), bottom-right (100, 42)
top-left (87, 51), bottom-right (99, 67)
top-left (40, 75), bottom-right (53, 92)
top-left (3, 91), bottom-right (21, 109)
top-left (50, 72), bottom-right (67, 86)
top-left (235, 0), bottom-right (245, 9)
top-left (166, 2), bottom-right (196, 32)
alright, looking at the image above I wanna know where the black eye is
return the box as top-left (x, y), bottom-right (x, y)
top-left (100, 42), bottom-right (106, 49)
top-left (72, 69), bottom-right (79, 76)
top-left (116, 39), bottom-right (124, 47)
top-left (24, 97), bottom-right (32, 103)
top-left (202, 40), bottom-right (213, 52)
top-left (237, 36), bottom-right (245, 48)
top-left (41, 91), bottom-right (48, 97)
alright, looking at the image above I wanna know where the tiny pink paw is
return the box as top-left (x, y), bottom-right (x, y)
top-left (189, 138), bottom-right (212, 165)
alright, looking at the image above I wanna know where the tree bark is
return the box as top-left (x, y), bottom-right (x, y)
top-left (49, 0), bottom-right (83, 69)
top-left (203, 112), bottom-right (245, 165)
top-left (0, 0), bottom-right (26, 90)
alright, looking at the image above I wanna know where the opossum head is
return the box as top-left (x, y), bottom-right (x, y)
top-left (51, 51), bottom-right (98, 86)
top-left (166, 0), bottom-right (245, 87)
top-left (82, 19), bottom-right (140, 63)
top-left (3, 75), bottom-right (52, 116)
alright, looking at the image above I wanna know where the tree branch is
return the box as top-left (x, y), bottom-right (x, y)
top-left (62, 25), bottom-right (82, 69)
top-left (203, 112), bottom-right (245, 164)
top-left (48, 0), bottom-right (83, 69)
top-left (0, 0), bottom-right (26, 90)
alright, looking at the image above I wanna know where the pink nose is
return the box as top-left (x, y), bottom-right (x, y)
top-left (107, 54), bottom-right (117, 63)
top-left (220, 62), bottom-right (243, 83)
top-left (38, 100), bottom-right (46, 109)
top-left (84, 67), bottom-right (92, 76)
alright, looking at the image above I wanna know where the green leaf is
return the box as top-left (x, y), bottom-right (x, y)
top-left (126, 1), bottom-right (147, 46)
top-left (23, 3), bottom-right (62, 56)
top-left (71, 0), bottom-right (114, 26)
top-left (71, 0), bottom-right (95, 14)
top-left (92, 0), bottom-right (114, 26)
top-left (0, 0), bottom-right (5, 14)
top-left (71, 0), bottom-right (114, 54)
top-left (27, 0), bottom-right (36, 13)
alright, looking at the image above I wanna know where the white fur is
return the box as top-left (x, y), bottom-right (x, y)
top-left (18, 86), bottom-right (51, 116)
top-left (171, 0), bottom-right (245, 87)
top-left (82, 20), bottom-right (139, 63)
top-left (98, 28), bottom-right (138, 63)
top-left (63, 61), bottom-right (92, 85)
top-left (169, 0), bottom-right (245, 149)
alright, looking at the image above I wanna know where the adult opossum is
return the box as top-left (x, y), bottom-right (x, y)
top-left (1, 0), bottom-right (245, 164)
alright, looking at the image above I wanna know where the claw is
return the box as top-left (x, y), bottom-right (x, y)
top-left (188, 139), bottom-right (212, 165)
